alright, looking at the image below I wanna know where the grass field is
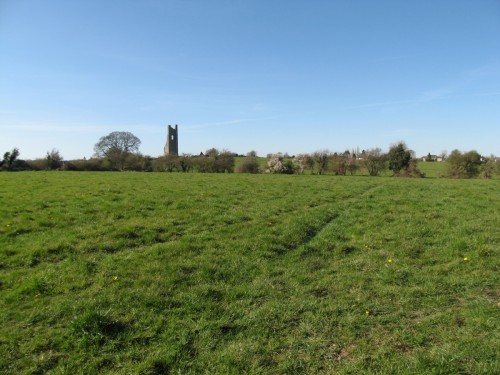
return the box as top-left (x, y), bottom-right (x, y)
top-left (0, 172), bottom-right (498, 374)
top-left (416, 161), bottom-right (447, 178)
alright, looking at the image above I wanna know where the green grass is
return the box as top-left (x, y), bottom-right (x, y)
top-left (0, 172), bottom-right (498, 374)
top-left (417, 161), bottom-right (447, 178)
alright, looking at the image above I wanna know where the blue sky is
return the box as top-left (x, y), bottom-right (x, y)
top-left (1, 0), bottom-right (499, 159)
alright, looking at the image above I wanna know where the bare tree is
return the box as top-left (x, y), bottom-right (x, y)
top-left (94, 131), bottom-right (141, 170)
top-left (332, 154), bottom-right (348, 175)
top-left (313, 150), bottom-right (330, 175)
top-left (346, 156), bottom-right (359, 175)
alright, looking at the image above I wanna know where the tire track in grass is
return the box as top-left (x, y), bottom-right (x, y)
top-left (302, 182), bottom-right (388, 249)
top-left (270, 208), bottom-right (339, 256)
top-left (272, 182), bottom-right (387, 255)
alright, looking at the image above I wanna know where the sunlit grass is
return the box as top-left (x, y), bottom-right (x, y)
top-left (0, 172), bottom-right (498, 373)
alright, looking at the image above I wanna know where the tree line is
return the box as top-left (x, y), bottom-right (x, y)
top-left (264, 146), bottom-right (498, 178)
top-left (264, 143), bottom-right (424, 177)
top-left (2, 131), bottom-right (498, 178)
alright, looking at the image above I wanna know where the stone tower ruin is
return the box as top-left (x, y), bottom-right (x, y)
top-left (164, 124), bottom-right (178, 156)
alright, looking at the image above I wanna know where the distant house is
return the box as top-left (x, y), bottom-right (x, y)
top-left (421, 154), bottom-right (443, 162)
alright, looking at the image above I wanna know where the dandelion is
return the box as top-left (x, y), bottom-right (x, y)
top-left (113, 276), bottom-right (118, 281)
top-left (365, 310), bottom-right (370, 316)
top-left (463, 257), bottom-right (469, 262)
top-left (388, 259), bottom-right (393, 263)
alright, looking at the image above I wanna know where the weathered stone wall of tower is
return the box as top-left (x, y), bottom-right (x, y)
top-left (164, 125), bottom-right (178, 156)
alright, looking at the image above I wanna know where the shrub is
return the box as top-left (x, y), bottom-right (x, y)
top-left (295, 154), bottom-right (314, 174)
top-left (481, 156), bottom-right (496, 179)
top-left (45, 149), bottom-right (63, 170)
top-left (237, 157), bottom-right (260, 173)
top-left (446, 149), bottom-right (482, 178)
top-left (346, 157), bottom-right (359, 175)
top-left (266, 153), bottom-right (296, 174)
top-left (68, 158), bottom-right (106, 171)
top-left (363, 148), bottom-right (386, 176)
top-left (331, 155), bottom-right (348, 175)
top-left (313, 151), bottom-right (330, 175)
top-left (26, 159), bottom-right (46, 171)
top-left (123, 153), bottom-right (153, 172)
top-left (399, 159), bottom-right (425, 178)
top-left (192, 149), bottom-right (235, 173)
top-left (388, 142), bottom-right (412, 176)
top-left (1, 148), bottom-right (20, 171)
top-left (152, 155), bottom-right (178, 172)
